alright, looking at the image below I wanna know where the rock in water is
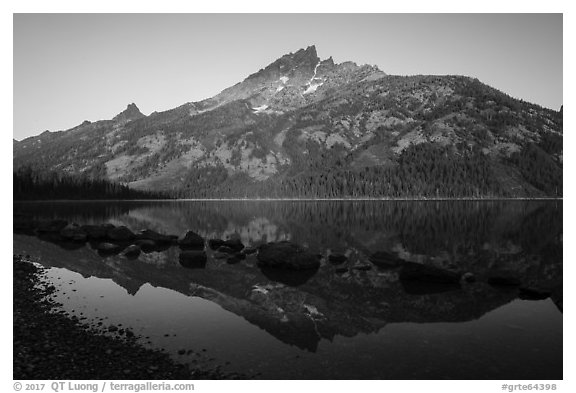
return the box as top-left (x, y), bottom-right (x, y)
top-left (96, 242), bottom-right (123, 254)
top-left (80, 224), bottom-right (110, 240)
top-left (369, 251), bottom-right (403, 268)
top-left (134, 239), bottom-right (158, 253)
top-left (60, 224), bottom-right (88, 242)
top-left (216, 246), bottom-right (236, 254)
top-left (208, 239), bottom-right (225, 250)
top-left (223, 238), bottom-right (244, 252)
top-left (242, 247), bottom-right (257, 255)
top-left (179, 251), bottom-right (207, 268)
top-left (178, 231), bottom-right (205, 250)
top-left (352, 263), bottom-right (372, 271)
top-left (135, 229), bottom-right (175, 245)
top-left (257, 241), bottom-right (320, 270)
top-left (107, 226), bottom-right (135, 241)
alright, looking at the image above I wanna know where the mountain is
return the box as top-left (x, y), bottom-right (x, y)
top-left (112, 103), bottom-right (145, 124)
top-left (13, 45), bottom-right (563, 198)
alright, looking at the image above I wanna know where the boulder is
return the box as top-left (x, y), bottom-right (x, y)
top-left (328, 254), bottom-right (347, 265)
top-left (60, 224), bottom-right (87, 242)
top-left (208, 239), bottom-right (226, 250)
top-left (107, 226), bottom-right (135, 242)
top-left (134, 239), bottom-right (158, 253)
top-left (399, 262), bottom-right (461, 284)
top-left (257, 241), bottom-right (320, 270)
top-left (135, 229), bottom-right (174, 245)
top-left (80, 224), bottom-right (110, 240)
top-left (216, 246), bottom-right (237, 254)
top-left (369, 251), bottom-right (403, 268)
top-left (223, 238), bottom-right (244, 252)
top-left (242, 247), bottom-right (257, 255)
top-left (352, 263), bottom-right (372, 271)
top-left (213, 252), bottom-right (230, 259)
top-left (122, 245), bottom-right (141, 258)
top-left (178, 231), bottom-right (205, 250)
top-left (96, 242), bottom-right (123, 254)
top-left (179, 251), bottom-right (207, 269)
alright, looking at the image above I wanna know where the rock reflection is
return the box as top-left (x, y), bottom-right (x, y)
top-left (13, 200), bottom-right (562, 353)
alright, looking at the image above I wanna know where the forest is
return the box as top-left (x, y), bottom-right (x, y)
top-left (171, 144), bottom-right (516, 199)
top-left (13, 167), bottom-right (170, 200)
top-left (14, 139), bottom-right (562, 200)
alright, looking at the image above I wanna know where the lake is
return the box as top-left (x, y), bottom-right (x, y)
top-left (13, 200), bottom-right (563, 379)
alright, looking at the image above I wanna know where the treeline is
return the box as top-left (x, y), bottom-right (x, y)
top-left (173, 144), bottom-right (512, 199)
top-left (274, 144), bottom-right (504, 198)
top-left (14, 140), bottom-right (562, 200)
top-left (13, 167), bottom-right (171, 200)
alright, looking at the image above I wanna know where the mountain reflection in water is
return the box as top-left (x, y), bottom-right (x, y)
top-left (13, 200), bottom-right (562, 379)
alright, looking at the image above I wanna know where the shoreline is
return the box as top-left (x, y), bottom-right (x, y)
top-left (13, 254), bottom-right (242, 380)
top-left (13, 197), bottom-right (563, 203)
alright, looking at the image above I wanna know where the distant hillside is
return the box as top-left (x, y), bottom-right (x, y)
top-left (13, 45), bottom-right (562, 198)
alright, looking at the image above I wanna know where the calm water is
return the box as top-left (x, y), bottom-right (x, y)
top-left (13, 200), bottom-right (563, 379)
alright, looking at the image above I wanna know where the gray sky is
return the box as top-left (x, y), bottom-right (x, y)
top-left (13, 13), bottom-right (563, 140)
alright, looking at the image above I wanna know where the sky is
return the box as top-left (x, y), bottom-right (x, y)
top-left (13, 13), bottom-right (563, 140)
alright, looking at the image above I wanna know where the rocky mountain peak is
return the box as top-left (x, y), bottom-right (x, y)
top-left (291, 45), bottom-right (319, 64)
top-left (246, 45), bottom-right (320, 82)
top-left (113, 103), bottom-right (145, 123)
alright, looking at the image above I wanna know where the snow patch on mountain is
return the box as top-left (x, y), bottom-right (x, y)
top-left (303, 82), bottom-right (323, 95)
top-left (303, 60), bottom-right (324, 94)
top-left (253, 104), bottom-right (269, 114)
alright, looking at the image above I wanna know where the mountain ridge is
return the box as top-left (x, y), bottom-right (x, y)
top-left (13, 45), bottom-right (563, 198)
